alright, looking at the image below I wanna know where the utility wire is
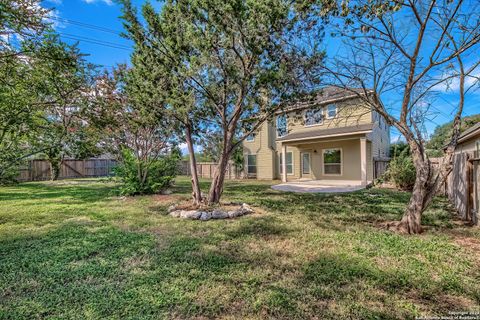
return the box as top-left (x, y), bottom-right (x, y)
top-left (49, 17), bottom-right (132, 51)
top-left (59, 34), bottom-right (131, 51)
top-left (50, 17), bottom-right (123, 35)
top-left (59, 32), bottom-right (131, 50)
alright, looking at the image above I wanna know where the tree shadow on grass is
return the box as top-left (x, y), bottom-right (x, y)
top-left (0, 220), bottom-right (251, 319)
top-left (225, 215), bottom-right (294, 239)
top-left (0, 214), bottom-right (298, 319)
top-left (0, 181), bottom-right (117, 204)
top-left (302, 250), bottom-right (479, 317)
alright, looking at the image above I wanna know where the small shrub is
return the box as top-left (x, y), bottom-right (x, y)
top-left (0, 166), bottom-right (19, 185)
top-left (384, 149), bottom-right (416, 191)
top-left (114, 149), bottom-right (179, 196)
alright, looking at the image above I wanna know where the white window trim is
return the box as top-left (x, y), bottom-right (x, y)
top-left (322, 148), bottom-right (343, 176)
top-left (246, 134), bottom-right (255, 142)
top-left (276, 114), bottom-right (288, 138)
top-left (302, 152), bottom-right (311, 175)
top-left (304, 107), bottom-right (324, 127)
top-left (280, 151), bottom-right (294, 176)
top-left (326, 104), bottom-right (337, 119)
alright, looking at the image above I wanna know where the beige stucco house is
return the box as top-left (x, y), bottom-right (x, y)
top-left (242, 87), bottom-right (390, 186)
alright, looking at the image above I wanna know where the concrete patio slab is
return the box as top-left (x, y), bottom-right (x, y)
top-left (271, 179), bottom-right (369, 193)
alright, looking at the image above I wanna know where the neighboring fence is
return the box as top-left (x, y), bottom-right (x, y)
top-left (445, 153), bottom-right (479, 224)
top-left (17, 159), bottom-right (117, 182)
top-left (373, 158), bottom-right (390, 179)
top-left (178, 160), bottom-right (242, 179)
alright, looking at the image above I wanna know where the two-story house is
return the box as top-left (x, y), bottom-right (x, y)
top-left (243, 87), bottom-right (390, 185)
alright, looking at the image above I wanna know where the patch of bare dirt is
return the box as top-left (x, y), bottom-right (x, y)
top-left (453, 236), bottom-right (480, 260)
top-left (152, 194), bottom-right (181, 204)
top-left (410, 292), bottom-right (477, 315)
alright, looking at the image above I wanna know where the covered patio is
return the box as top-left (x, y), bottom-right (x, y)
top-left (276, 124), bottom-right (374, 186)
top-left (272, 179), bottom-right (368, 193)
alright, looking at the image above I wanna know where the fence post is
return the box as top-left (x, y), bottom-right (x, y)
top-left (29, 160), bottom-right (33, 181)
top-left (467, 156), bottom-right (473, 222)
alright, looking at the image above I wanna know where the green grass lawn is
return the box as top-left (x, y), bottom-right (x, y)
top-left (1, 177), bottom-right (479, 319)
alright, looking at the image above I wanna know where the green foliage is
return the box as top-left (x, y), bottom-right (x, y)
top-left (385, 149), bottom-right (416, 191)
top-left (427, 114), bottom-right (480, 157)
top-left (1, 27), bottom-right (94, 181)
top-left (113, 149), bottom-right (179, 196)
top-left (389, 142), bottom-right (410, 158)
top-left (0, 164), bottom-right (18, 185)
top-left (0, 0), bottom-right (49, 50)
top-left (198, 132), bottom-right (244, 169)
top-left (119, 0), bottom-right (325, 202)
top-left (66, 126), bottom-right (103, 160)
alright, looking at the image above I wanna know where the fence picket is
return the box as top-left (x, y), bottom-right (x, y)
top-left (17, 159), bottom-right (117, 182)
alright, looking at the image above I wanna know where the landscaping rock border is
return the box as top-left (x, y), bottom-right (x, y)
top-left (168, 203), bottom-right (254, 221)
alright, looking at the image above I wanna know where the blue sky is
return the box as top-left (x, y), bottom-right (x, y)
top-left (43, 0), bottom-right (134, 69)
top-left (42, 0), bottom-right (479, 145)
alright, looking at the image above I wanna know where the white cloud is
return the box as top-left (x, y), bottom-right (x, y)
top-left (44, 9), bottom-right (65, 29)
top-left (178, 143), bottom-right (203, 155)
top-left (82, 0), bottom-right (113, 5)
top-left (435, 70), bottom-right (480, 93)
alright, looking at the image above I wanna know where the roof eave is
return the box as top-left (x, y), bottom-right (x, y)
top-left (277, 130), bottom-right (373, 143)
top-left (274, 92), bottom-right (371, 115)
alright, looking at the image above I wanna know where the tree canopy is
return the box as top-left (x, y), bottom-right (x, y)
top-left (427, 114), bottom-right (480, 156)
top-left (119, 0), bottom-right (325, 204)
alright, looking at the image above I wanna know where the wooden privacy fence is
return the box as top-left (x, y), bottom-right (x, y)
top-left (445, 154), bottom-right (480, 224)
top-left (17, 159), bottom-right (117, 182)
top-left (178, 160), bottom-right (242, 179)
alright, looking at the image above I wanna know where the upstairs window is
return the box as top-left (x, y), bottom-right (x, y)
top-left (246, 133), bottom-right (255, 142)
top-left (276, 114), bottom-right (287, 137)
top-left (304, 107), bottom-right (323, 126)
top-left (326, 104), bottom-right (337, 119)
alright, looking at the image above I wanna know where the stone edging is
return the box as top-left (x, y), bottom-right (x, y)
top-left (168, 203), bottom-right (254, 221)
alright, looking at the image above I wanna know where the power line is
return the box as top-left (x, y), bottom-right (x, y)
top-left (59, 32), bottom-right (131, 50)
top-left (59, 34), bottom-right (131, 51)
top-left (50, 17), bottom-right (123, 35)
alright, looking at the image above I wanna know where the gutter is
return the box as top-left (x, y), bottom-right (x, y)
top-left (277, 130), bottom-right (373, 143)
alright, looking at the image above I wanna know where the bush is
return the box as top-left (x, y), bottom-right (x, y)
top-left (0, 166), bottom-right (19, 185)
top-left (114, 149), bottom-right (179, 196)
top-left (384, 149), bottom-right (416, 191)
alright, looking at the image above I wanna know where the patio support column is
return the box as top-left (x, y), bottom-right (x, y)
top-left (282, 144), bottom-right (287, 182)
top-left (360, 137), bottom-right (367, 186)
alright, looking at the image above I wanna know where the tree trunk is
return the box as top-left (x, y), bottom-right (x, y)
top-left (185, 123), bottom-right (202, 205)
top-left (396, 144), bottom-right (433, 234)
top-left (49, 158), bottom-right (61, 181)
top-left (207, 154), bottom-right (230, 205)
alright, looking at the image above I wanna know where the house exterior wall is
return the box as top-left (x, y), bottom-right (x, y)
top-left (243, 96), bottom-right (390, 181)
top-left (243, 121), bottom-right (275, 180)
top-left (282, 98), bottom-right (372, 135)
top-left (291, 138), bottom-right (364, 181)
top-left (368, 110), bottom-right (390, 158)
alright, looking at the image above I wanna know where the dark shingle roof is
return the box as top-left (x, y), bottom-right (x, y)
top-left (276, 123), bottom-right (373, 143)
top-left (276, 87), bottom-right (372, 114)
